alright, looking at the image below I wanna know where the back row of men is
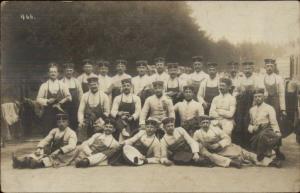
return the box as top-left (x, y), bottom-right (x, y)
top-left (33, 56), bottom-right (293, 166)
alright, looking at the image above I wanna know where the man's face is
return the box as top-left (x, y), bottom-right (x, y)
top-left (254, 93), bottom-right (264, 105)
top-left (193, 62), bottom-right (203, 72)
top-left (156, 63), bottom-right (165, 73)
top-left (99, 66), bottom-right (108, 76)
top-left (208, 67), bottom-right (217, 78)
top-left (137, 66), bottom-right (147, 76)
top-left (154, 86), bottom-right (163, 97)
top-left (57, 119), bottom-right (68, 130)
top-left (265, 63), bottom-right (274, 75)
top-left (164, 122), bottom-right (175, 135)
top-left (104, 123), bottom-right (114, 135)
top-left (89, 81), bottom-right (99, 92)
top-left (122, 82), bottom-right (131, 94)
top-left (169, 68), bottom-right (178, 78)
top-left (64, 68), bottom-right (74, 78)
top-left (243, 65), bottom-right (253, 77)
top-left (83, 64), bottom-right (93, 74)
top-left (184, 89), bottom-right (194, 101)
top-left (229, 65), bottom-right (238, 74)
top-left (145, 125), bottom-right (156, 136)
top-left (200, 120), bottom-right (210, 131)
top-left (116, 64), bottom-right (125, 74)
top-left (219, 82), bottom-right (229, 94)
top-left (49, 67), bottom-right (58, 80)
top-left (185, 66), bottom-right (193, 74)
top-left (148, 65), bottom-right (156, 75)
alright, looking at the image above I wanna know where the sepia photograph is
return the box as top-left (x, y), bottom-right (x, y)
top-left (1, 1), bottom-right (300, 192)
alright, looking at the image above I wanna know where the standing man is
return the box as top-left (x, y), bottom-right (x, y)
top-left (198, 62), bottom-right (220, 115)
top-left (226, 61), bottom-right (242, 96)
top-left (77, 75), bottom-right (110, 143)
top-left (77, 59), bottom-right (96, 93)
top-left (37, 63), bottom-right (71, 136)
top-left (60, 63), bottom-right (83, 131)
top-left (152, 57), bottom-right (169, 85)
top-left (140, 80), bottom-right (175, 138)
top-left (97, 60), bottom-right (112, 95)
top-left (132, 60), bottom-right (153, 105)
top-left (234, 61), bottom-right (265, 148)
top-left (165, 63), bottom-right (185, 105)
top-left (174, 85), bottom-right (204, 133)
top-left (111, 78), bottom-right (141, 141)
top-left (187, 56), bottom-right (209, 97)
top-left (263, 59), bottom-right (286, 128)
top-left (248, 88), bottom-right (285, 161)
top-left (109, 59), bottom-right (132, 100)
top-left (209, 77), bottom-right (236, 136)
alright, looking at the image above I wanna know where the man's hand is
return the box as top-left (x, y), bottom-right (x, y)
top-left (209, 143), bottom-right (221, 151)
top-left (128, 116), bottom-right (134, 121)
top-left (34, 147), bottom-right (44, 156)
top-left (275, 131), bottom-right (282, 137)
top-left (192, 153), bottom-right (200, 161)
top-left (78, 122), bottom-right (85, 129)
top-left (281, 110), bottom-right (287, 117)
top-left (202, 101), bottom-right (208, 109)
top-left (47, 98), bottom-right (56, 105)
top-left (51, 149), bottom-right (61, 158)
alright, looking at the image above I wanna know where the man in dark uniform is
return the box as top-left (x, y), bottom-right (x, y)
top-left (37, 63), bottom-right (71, 136)
top-left (77, 75), bottom-right (110, 143)
top-left (198, 62), bottom-right (220, 115)
top-left (60, 63), bottom-right (83, 131)
top-left (111, 78), bottom-right (142, 141)
top-left (77, 59), bottom-right (96, 93)
top-left (165, 62), bottom-right (184, 105)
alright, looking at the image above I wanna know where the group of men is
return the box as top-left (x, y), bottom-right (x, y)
top-left (12, 56), bottom-right (299, 169)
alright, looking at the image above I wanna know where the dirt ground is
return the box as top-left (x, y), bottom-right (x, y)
top-left (1, 134), bottom-right (300, 192)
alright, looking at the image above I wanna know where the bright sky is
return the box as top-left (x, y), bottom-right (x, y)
top-left (188, 1), bottom-right (300, 45)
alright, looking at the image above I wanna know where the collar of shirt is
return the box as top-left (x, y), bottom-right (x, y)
top-left (183, 99), bottom-right (195, 105)
top-left (47, 79), bottom-right (60, 92)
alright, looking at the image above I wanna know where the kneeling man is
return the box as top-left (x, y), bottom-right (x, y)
top-left (12, 114), bottom-right (77, 168)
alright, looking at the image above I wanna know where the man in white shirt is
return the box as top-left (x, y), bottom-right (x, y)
top-left (77, 75), bottom-right (110, 143)
top-left (234, 61), bottom-right (265, 148)
top-left (72, 117), bottom-right (120, 168)
top-left (263, 58), bottom-right (286, 122)
top-left (96, 60), bottom-right (112, 95)
top-left (132, 60), bottom-right (153, 105)
top-left (209, 77), bottom-right (236, 136)
top-left (226, 61), bottom-right (242, 97)
top-left (248, 88), bottom-right (284, 162)
top-left (111, 78), bottom-right (141, 141)
top-left (60, 63), bottom-right (83, 131)
top-left (77, 59), bottom-right (97, 93)
top-left (140, 80), bottom-right (175, 139)
top-left (165, 63), bottom-right (185, 105)
top-left (37, 63), bottom-right (71, 136)
top-left (152, 57), bottom-right (169, 85)
top-left (187, 56), bottom-right (209, 97)
top-left (198, 62), bottom-right (220, 114)
top-left (109, 59), bottom-right (132, 100)
top-left (174, 84), bottom-right (204, 133)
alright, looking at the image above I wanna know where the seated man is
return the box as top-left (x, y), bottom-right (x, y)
top-left (248, 88), bottom-right (284, 161)
top-left (174, 84), bottom-right (204, 134)
top-left (111, 78), bottom-right (141, 141)
top-left (12, 114), bottom-right (77, 169)
top-left (71, 117), bottom-right (120, 168)
top-left (121, 117), bottom-right (161, 165)
top-left (193, 115), bottom-right (281, 168)
top-left (160, 117), bottom-right (227, 167)
top-left (77, 75), bottom-right (110, 143)
top-left (209, 77), bottom-right (236, 136)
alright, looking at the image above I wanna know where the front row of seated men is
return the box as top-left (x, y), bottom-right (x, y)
top-left (12, 99), bottom-right (283, 169)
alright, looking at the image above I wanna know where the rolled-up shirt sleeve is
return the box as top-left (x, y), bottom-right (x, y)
top-left (147, 140), bottom-right (161, 164)
top-left (102, 93), bottom-right (110, 117)
top-left (268, 106), bottom-right (280, 133)
top-left (124, 131), bottom-right (144, 145)
top-left (37, 129), bottom-right (56, 148)
top-left (217, 97), bottom-right (236, 119)
top-left (36, 83), bottom-right (48, 106)
top-left (132, 96), bottom-right (141, 120)
top-left (160, 138), bottom-right (169, 163)
top-left (179, 127), bottom-right (199, 153)
top-left (140, 98), bottom-right (151, 125)
top-left (78, 94), bottom-right (87, 124)
top-left (60, 131), bottom-right (77, 154)
top-left (111, 96), bottom-right (121, 118)
top-left (167, 99), bottom-right (175, 119)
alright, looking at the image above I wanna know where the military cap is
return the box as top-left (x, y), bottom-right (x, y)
top-left (183, 84), bottom-right (194, 92)
top-left (152, 80), bottom-right (164, 87)
top-left (96, 60), bottom-right (110, 67)
top-left (82, 58), bottom-right (94, 66)
top-left (161, 117), bottom-right (175, 125)
top-left (62, 63), bottom-right (74, 69)
top-left (145, 117), bottom-right (160, 128)
top-left (87, 74), bottom-right (99, 83)
top-left (136, 60), bottom-right (148, 67)
top-left (242, 61), bottom-right (254, 66)
top-left (192, 56), bottom-right (204, 62)
top-left (48, 62), bottom-right (59, 69)
top-left (167, 63), bottom-right (179, 69)
top-left (121, 78), bottom-right (132, 85)
top-left (219, 77), bottom-right (232, 87)
top-left (227, 61), bottom-right (239, 66)
top-left (207, 62), bottom-right (218, 68)
top-left (116, 59), bottom-right (127, 65)
top-left (56, 113), bottom-right (69, 121)
top-left (104, 117), bottom-right (116, 127)
top-left (154, 57), bottom-right (166, 64)
top-left (253, 88), bottom-right (265, 94)
top-left (264, 58), bottom-right (274, 64)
